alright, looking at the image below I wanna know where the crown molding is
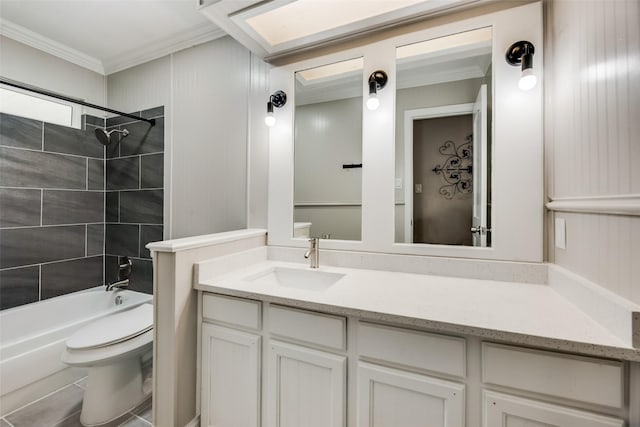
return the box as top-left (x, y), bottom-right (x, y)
top-left (1, 18), bottom-right (226, 76)
top-left (103, 24), bottom-right (226, 75)
top-left (0, 18), bottom-right (105, 74)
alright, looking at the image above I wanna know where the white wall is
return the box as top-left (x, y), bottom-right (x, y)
top-left (0, 36), bottom-right (105, 109)
top-left (107, 36), bottom-right (269, 239)
top-left (545, 0), bottom-right (640, 304)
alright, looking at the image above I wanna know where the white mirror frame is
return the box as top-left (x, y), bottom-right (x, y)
top-left (268, 1), bottom-right (543, 262)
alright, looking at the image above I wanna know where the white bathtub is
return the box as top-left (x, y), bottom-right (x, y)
top-left (0, 287), bottom-right (152, 412)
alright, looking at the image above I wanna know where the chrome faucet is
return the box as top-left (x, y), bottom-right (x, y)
top-left (106, 278), bottom-right (129, 291)
top-left (304, 238), bottom-right (319, 269)
top-left (106, 256), bottom-right (132, 291)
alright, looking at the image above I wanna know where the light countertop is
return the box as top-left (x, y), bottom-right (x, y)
top-left (196, 259), bottom-right (640, 361)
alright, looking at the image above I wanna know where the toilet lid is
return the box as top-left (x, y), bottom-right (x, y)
top-left (67, 304), bottom-right (153, 350)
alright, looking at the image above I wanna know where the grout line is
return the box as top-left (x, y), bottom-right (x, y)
top-left (85, 224), bottom-right (88, 257)
top-left (105, 151), bottom-right (164, 160)
top-left (38, 264), bottom-right (41, 300)
top-left (2, 417), bottom-right (16, 427)
top-left (128, 413), bottom-right (152, 426)
top-left (2, 383), bottom-right (78, 418)
top-left (1, 222), bottom-right (105, 231)
top-left (0, 144), bottom-right (103, 160)
top-left (117, 191), bottom-right (120, 223)
top-left (0, 186), bottom-right (104, 192)
top-left (86, 157), bottom-right (89, 190)
top-left (40, 189), bottom-right (43, 226)
top-left (138, 225), bottom-right (142, 258)
top-left (139, 155), bottom-right (142, 190)
top-left (0, 254), bottom-right (104, 272)
top-left (41, 121), bottom-right (44, 151)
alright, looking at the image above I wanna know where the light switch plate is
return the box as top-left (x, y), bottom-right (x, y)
top-left (395, 178), bottom-right (402, 189)
top-left (555, 218), bottom-right (566, 249)
top-left (415, 183), bottom-right (422, 194)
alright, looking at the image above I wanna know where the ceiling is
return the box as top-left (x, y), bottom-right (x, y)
top-left (0, 0), bottom-right (224, 75)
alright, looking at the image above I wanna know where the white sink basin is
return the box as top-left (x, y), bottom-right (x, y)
top-left (243, 267), bottom-right (344, 291)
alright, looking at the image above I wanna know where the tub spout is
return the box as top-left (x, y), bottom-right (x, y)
top-left (106, 278), bottom-right (129, 291)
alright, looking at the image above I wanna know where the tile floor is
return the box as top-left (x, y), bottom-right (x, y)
top-left (1, 378), bottom-right (152, 427)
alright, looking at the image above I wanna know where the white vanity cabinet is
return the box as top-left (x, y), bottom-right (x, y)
top-left (200, 294), bottom-right (262, 427)
top-left (356, 322), bottom-right (467, 427)
top-left (266, 340), bottom-right (346, 427)
top-left (481, 343), bottom-right (625, 427)
top-left (199, 292), bottom-right (631, 427)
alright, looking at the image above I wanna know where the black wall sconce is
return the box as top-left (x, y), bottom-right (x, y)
top-left (265, 90), bottom-right (287, 127)
top-left (505, 41), bottom-right (537, 91)
top-left (366, 70), bottom-right (388, 110)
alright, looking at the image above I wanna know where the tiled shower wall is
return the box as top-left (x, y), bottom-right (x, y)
top-left (0, 106), bottom-right (164, 310)
top-left (0, 113), bottom-right (105, 309)
top-left (104, 107), bottom-right (164, 294)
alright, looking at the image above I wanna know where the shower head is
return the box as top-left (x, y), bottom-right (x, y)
top-left (94, 128), bottom-right (129, 146)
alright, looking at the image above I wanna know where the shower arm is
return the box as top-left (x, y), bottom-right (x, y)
top-left (0, 78), bottom-right (156, 126)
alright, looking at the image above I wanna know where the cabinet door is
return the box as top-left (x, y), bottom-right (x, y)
top-left (357, 362), bottom-right (465, 427)
top-left (484, 391), bottom-right (624, 427)
top-left (266, 340), bottom-right (346, 427)
top-left (201, 324), bottom-right (260, 427)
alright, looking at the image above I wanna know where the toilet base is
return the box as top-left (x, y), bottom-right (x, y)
top-left (79, 357), bottom-right (149, 426)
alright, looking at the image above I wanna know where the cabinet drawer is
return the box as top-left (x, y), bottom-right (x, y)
top-left (482, 343), bottom-right (624, 408)
top-left (358, 322), bottom-right (466, 378)
top-left (268, 305), bottom-right (346, 351)
top-left (202, 293), bottom-right (261, 330)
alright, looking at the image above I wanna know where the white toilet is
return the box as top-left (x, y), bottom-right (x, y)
top-left (62, 303), bottom-right (153, 426)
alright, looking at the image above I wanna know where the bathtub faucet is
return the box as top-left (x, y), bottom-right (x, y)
top-left (106, 257), bottom-right (132, 291)
top-left (106, 278), bottom-right (129, 291)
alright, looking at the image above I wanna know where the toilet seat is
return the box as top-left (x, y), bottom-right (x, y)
top-left (67, 304), bottom-right (153, 350)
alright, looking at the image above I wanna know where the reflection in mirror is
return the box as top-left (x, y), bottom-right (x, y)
top-left (394, 27), bottom-right (492, 247)
top-left (294, 58), bottom-right (363, 241)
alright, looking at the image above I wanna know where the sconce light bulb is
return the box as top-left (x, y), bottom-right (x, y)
top-left (519, 68), bottom-right (537, 91)
top-left (265, 113), bottom-right (276, 127)
top-left (366, 94), bottom-right (380, 111)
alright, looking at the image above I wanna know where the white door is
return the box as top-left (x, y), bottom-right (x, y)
top-left (484, 391), bottom-right (624, 427)
top-left (357, 362), bottom-right (465, 427)
top-left (266, 340), bottom-right (346, 427)
top-left (201, 324), bottom-right (261, 427)
top-left (472, 84), bottom-right (489, 247)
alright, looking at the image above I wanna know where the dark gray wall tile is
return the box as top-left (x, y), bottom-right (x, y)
top-left (130, 258), bottom-right (153, 294)
top-left (41, 256), bottom-right (103, 299)
top-left (88, 158), bottom-right (104, 190)
top-left (106, 157), bottom-right (139, 190)
top-left (106, 113), bottom-right (140, 127)
top-left (140, 153), bottom-right (163, 189)
top-left (120, 118), bottom-right (164, 156)
top-left (5, 383), bottom-right (83, 426)
top-left (0, 266), bottom-right (39, 309)
top-left (0, 225), bottom-right (85, 269)
top-left (83, 114), bottom-right (104, 127)
top-left (0, 147), bottom-right (86, 189)
top-left (120, 190), bottom-right (163, 224)
top-left (106, 191), bottom-right (119, 222)
top-left (0, 113), bottom-right (42, 150)
top-left (105, 256), bottom-right (152, 294)
top-left (43, 191), bottom-right (103, 225)
top-left (140, 106), bottom-right (164, 119)
top-left (105, 133), bottom-right (120, 158)
top-left (105, 224), bottom-right (139, 257)
top-left (87, 224), bottom-right (104, 256)
top-left (0, 188), bottom-right (41, 228)
top-left (140, 225), bottom-right (163, 259)
top-left (44, 123), bottom-right (103, 158)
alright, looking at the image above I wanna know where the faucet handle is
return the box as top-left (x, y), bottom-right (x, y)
top-left (118, 256), bottom-right (133, 280)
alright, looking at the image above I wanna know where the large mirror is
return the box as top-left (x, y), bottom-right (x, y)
top-left (394, 27), bottom-right (493, 247)
top-left (294, 58), bottom-right (363, 241)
